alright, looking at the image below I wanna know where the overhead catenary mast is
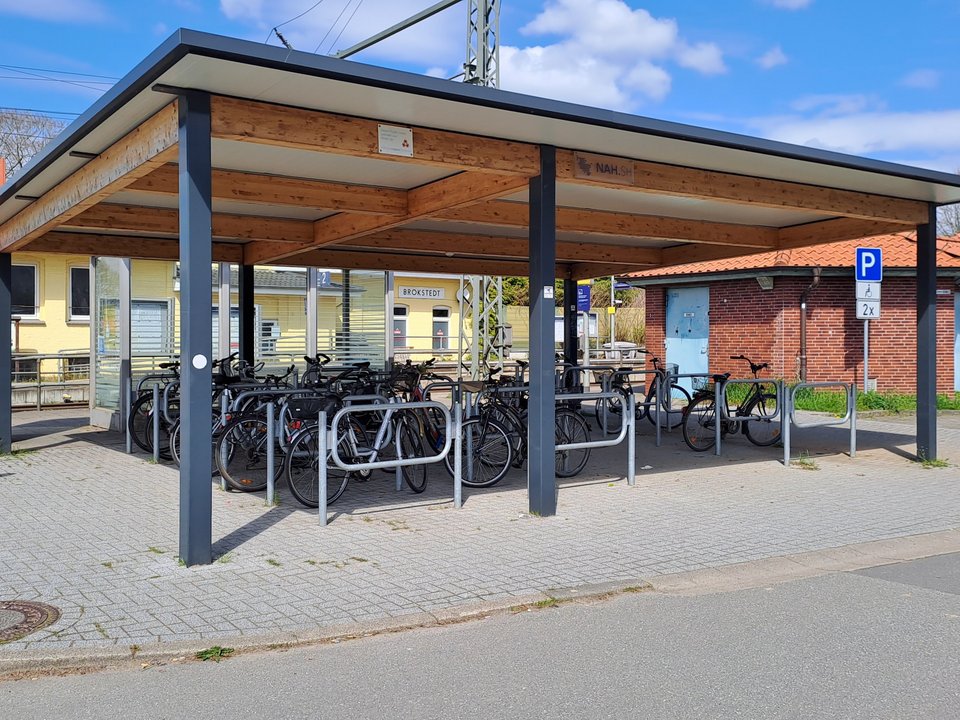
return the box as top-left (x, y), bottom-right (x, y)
top-left (331, 1), bottom-right (505, 378)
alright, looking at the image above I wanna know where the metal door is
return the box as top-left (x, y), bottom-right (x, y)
top-left (665, 286), bottom-right (709, 391)
top-left (955, 292), bottom-right (959, 392)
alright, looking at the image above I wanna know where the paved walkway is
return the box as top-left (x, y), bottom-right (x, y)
top-left (0, 408), bottom-right (957, 657)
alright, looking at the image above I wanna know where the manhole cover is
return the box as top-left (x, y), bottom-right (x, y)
top-left (0, 601), bottom-right (60, 644)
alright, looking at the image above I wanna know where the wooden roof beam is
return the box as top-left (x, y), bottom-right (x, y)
top-left (438, 201), bottom-right (779, 248)
top-left (210, 95), bottom-right (540, 175)
top-left (63, 203), bottom-right (312, 243)
top-left (0, 102), bottom-right (179, 252)
top-left (128, 164), bottom-right (408, 216)
top-left (555, 150), bottom-right (928, 225)
top-left (778, 217), bottom-right (908, 250)
top-left (343, 229), bottom-right (662, 265)
top-left (244, 171), bottom-right (530, 265)
top-left (276, 247), bottom-right (552, 277)
top-left (31, 231), bottom-right (242, 262)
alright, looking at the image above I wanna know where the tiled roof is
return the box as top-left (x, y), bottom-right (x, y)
top-left (627, 232), bottom-right (960, 280)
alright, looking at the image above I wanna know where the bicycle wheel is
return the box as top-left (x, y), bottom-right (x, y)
top-left (555, 408), bottom-right (590, 478)
top-left (397, 412), bottom-right (427, 494)
top-left (444, 417), bottom-right (513, 488)
top-left (594, 392), bottom-right (624, 435)
top-left (216, 415), bottom-right (283, 492)
top-left (480, 403), bottom-right (527, 467)
top-left (646, 383), bottom-right (692, 430)
top-left (170, 412), bottom-right (227, 477)
top-left (128, 393), bottom-right (155, 453)
top-left (682, 394), bottom-right (721, 451)
top-left (284, 423), bottom-right (354, 507)
top-left (743, 392), bottom-right (782, 447)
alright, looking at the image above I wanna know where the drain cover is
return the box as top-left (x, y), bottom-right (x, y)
top-left (0, 601), bottom-right (60, 643)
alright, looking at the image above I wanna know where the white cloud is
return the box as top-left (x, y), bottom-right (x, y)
top-left (789, 93), bottom-right (883, 116)
top-left (498, 0), bottom-right (725, 109)
top-left (900, 69), bottom-right (940, 90)
top-left (763, 0), bottom-right (813, 9)
top-left (0, 0), bottom-right (110, 23)
top-left (750, 109), bottom-right (960, 156)
top-left (757, 45), bottom-right (788, 69)
top-left (676, 41), bottom-right (727, 75)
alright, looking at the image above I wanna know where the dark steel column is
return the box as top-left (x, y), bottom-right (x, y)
top-left (528, 145), bottom-right (557, 516)
top-left (563, 279), bottom-right (578, 384)
top-left (917, 204), bottom-right (938, 460)
top-left (0, 254), bottom-right (11, 453)
top-left (238, 264), bottom-right (255, 366)
top-left (177, 92), bottom-right (213, 566)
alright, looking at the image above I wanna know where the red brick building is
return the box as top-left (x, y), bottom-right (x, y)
top-left (629, 234), bottom-right (960, 393)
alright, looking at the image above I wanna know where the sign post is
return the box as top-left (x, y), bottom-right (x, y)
top-left (855, 248), bottom-right (883, 393)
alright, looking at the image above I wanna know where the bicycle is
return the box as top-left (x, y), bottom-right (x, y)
top-left (595, 350), bottom-right (691, 434)
top-left (681, 355), bottom-right (781, 452)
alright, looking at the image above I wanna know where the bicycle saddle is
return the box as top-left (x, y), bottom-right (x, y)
top-left (712, 372), bottom-right (731, 383)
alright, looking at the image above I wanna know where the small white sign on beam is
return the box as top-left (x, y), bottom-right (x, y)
top-left (856, 282), bottom-right (881, 300)
top-left (378, 124), bottom-right (413, 157)
top-left (856, 300), bottom-right (881, 319)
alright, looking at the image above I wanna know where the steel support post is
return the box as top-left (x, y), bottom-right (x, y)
top-left (0, 254), bottom-right (11, 453)
top-left (119, 258), bottom-right (132, 446)
top-left (217, 263), bottom-right (231, 361)
top-left (306, 268), bottom-right (318, 358)
top-left (177, 92), bottom-right (214, 566)
top-left (527, 145), bottom-right (557, 516)
top-left (238, 264), bottom-right (255, 366)
top-left (916, 205), bottom-right (938, 461)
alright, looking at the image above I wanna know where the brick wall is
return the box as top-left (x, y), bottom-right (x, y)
top-left (645, 275), bottom-right (957, 393)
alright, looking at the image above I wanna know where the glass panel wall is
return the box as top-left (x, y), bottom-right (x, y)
top-left (318, 269), bottom-right (386, 367)
top-left (93, 257), bottom-right (122, 409)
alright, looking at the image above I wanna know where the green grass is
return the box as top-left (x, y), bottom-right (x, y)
top-left (792, 389), bottom-right (960, 415)
top-left (196, 646), bottom-right (234, 662)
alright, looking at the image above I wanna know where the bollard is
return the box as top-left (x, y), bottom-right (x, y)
top-left (152, 383), bottom-right (161, 464)
top-left (850, 384), bottom-right (857, 458)
top-left (454, 401), bottom-right (463, 508)
top-left (783, 387), bottom-right (792, 467)
top-left (627, 390), bottom-right (636, 486)
top-left (654, 373), bottom-right (661, 448)
top-left (266, 400), bottom-right (275, 506)
top-left (125, 388), bottom-right (134, 454)
top-left (318, 410), bottom-right (328, 527)
top-left (219, 392), bottom-right (228, 490)
top-left (714, 379), bottom-right (723, 457)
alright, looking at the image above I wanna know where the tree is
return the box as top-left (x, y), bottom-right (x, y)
top-left (0, 110), bottom-right (65, 178)
top-left (938, 202), bottom-right (960, 237)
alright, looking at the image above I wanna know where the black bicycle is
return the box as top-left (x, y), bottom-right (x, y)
top-left (681, 355), bottom-right (781, 452)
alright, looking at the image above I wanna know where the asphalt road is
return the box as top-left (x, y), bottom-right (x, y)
top-left (2, 554), bottom-right (959, 720)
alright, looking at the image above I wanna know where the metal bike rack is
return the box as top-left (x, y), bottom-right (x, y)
top-left (554, 390), bottom-right (637, 485)
top-left (317, 400), bottom-right (458, 526)
top-left (152, 383), bottom-right (161, 464)
top-left (597, 368), bottom-right (665, 445)
top-left (716, 378), bottom-right (784, 457)
top-left (783, 382), bottom-right (857, 467)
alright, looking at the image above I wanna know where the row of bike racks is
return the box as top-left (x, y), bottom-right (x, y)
top-left (126, 366), bottom-right (861, 526)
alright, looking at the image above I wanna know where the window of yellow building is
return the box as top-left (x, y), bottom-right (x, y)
top-left (12, 263), bottom-right (39, 319)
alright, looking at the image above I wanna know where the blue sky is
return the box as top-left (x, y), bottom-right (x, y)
top-left (1, 0), bottom-right (959, 172)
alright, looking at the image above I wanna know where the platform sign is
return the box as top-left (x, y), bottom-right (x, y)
top-left (576, 284), bottom-right (591, 313)
top-left (855, 247), bottom-right (883, 282)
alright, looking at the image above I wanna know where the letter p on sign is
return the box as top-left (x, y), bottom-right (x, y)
top-left (856, 247), bottom-right (883, 282)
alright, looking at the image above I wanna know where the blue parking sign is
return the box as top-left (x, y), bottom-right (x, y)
top-left (855, 247), bottom-right (882, 282)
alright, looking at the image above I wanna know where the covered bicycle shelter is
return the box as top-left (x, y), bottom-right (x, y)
top-left (1, 29), bottom-right (958, 565)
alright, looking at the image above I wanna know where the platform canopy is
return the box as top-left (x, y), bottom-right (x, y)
top-left (2, 29), bottom-right (960, 276)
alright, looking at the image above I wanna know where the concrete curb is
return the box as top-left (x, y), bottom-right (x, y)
top-left (3, 527), bottom-right (959, 679)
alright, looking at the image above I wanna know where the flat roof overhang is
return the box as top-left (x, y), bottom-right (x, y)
top-left (2, 28), bottom-right (959, 278)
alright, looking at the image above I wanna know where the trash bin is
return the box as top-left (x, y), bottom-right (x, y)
top-left (602, 341), bottom-right (639, 361)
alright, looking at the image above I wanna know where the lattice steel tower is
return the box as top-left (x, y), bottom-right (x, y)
top-left (464, 0), bottom-right (499, 87)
